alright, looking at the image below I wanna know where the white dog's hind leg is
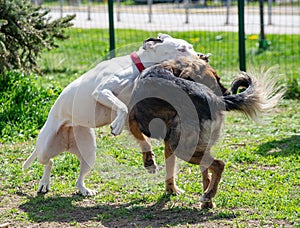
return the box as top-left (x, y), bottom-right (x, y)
top-left (76, 159), bottom-right (97, 196)
top-left (92, 88), bottom-right (128, 136)
top-left (38, 158), bottom-right (53, 193)
top-left (36, 124), bottom-right (66, 194)
top-left (70, 126), bottom-right (97, 196)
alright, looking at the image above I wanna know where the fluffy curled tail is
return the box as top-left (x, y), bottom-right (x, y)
top-left (224, 70), bottom-right (285, 121)
top-left (22, 149), bottom-right (37, 170)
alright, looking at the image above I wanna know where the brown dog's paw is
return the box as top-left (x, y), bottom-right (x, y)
top-left (145, 164), bottom-right (158, 174)
top-left (143, 151), bottom-right (158, 174)
top-left (165, 184), bottom-right (185, 195)
top-left (200, 194), bottom-right (215, 209)
top-left (201, 200), bottom-right (215, 209)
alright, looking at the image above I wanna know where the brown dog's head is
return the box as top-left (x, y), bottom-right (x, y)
top-left (160, 56), bottom-right (230, 96)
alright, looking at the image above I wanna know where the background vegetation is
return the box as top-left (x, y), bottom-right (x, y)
top-left (0, 0), bottom-right (74, 74)
top-left (0, 29), bottom-right (299, 227)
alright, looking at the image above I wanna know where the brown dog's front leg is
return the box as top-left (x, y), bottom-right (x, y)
top-left (164, 141), bottom-right (184, 195)
top-left (201, 167), bottom-right (210, 192)
top-left (142, 151), bottom-right (158, 174)
top-left (128, 111), bottom-right (158, 174)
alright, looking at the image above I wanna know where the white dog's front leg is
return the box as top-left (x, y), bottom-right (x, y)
top-left (92, 88), bottom-right (128, 136)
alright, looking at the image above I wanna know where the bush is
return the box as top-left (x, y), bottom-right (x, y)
top-left (0, 0), bottom-right (75, 74)
top-left (0, 71), bottom-right (62, 142)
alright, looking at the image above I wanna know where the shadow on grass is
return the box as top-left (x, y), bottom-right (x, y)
top-left (255, 135), bottom-right (300, 157)
top-left (18, 192), bottom-right (237, 226)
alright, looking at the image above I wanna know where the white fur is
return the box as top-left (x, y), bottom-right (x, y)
top-left (23, 34), bottom-right (198, 196)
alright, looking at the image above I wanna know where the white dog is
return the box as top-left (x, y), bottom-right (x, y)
top-left (23, 34), bottom-right (199, 196)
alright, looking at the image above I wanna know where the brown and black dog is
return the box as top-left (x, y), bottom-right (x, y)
top-left (130, 55), bottom-right (231, 175)
top-left (128, 56), bottom-right (283, 209)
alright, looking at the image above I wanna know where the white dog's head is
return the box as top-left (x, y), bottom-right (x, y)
top-left (139, 34), bottom-right (198, 66)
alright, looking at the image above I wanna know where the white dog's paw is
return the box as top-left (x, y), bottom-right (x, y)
top-left (76, 182), bottom-right (97, 196)
top-left (110, 118), bottom-right (125, 136)
top-left (37, 183), bottom-right (49, 194)
top-left (84, 188), bottom-right (97, 196)
top-left (80, 187), bottom-right (97, 196)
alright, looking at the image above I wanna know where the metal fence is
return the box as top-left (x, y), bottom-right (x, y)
top-left (37, 0), bottom-right (299, 78)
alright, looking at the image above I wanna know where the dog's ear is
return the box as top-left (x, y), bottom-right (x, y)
top-left (157, 33), bottom-right (172, 40)
top-left (143, 37), bottom-right (163, 50)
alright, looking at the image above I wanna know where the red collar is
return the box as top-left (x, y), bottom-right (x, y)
top-left (130, 52), bottom-right (145, 73)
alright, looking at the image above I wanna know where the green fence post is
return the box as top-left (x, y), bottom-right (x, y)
top-left (108, 0), bottom-right (115, 58)
top-left (258, 0), bottom-right (269, 51)
top-left (238, 0), bottom-right (246, 72)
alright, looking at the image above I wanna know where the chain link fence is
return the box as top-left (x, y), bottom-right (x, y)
top-left (37, 0), bottom-right (299, 78)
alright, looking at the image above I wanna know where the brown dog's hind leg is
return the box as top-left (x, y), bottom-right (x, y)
top-left (200, 159), bottom-right (225, 209)
top-left (200, 167), bottom-right (214, 209)
top-left (129, 111), bottom-right (158, 174)
top-left (201, 167), bottom-right (210, 192)
top-left (164, 140), bottom-right (184, 195)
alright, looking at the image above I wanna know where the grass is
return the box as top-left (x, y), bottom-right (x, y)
top-left (0, 29), bottom-right (299, 227)
top-left (41, 29), bottom-right (300, 76)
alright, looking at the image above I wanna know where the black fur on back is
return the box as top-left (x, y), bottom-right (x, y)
top-left (130, 66), bottom-right (225, 142)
